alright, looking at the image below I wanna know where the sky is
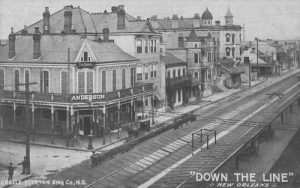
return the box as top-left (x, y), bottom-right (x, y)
top-left (0, 0), bottom-right (300, 41)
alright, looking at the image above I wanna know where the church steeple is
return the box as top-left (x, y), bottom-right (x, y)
top-left (225, 7), bottom-right (233, 25)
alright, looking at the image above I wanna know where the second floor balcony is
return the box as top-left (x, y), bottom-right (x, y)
top-left (166, 75), bottom-right (188, 88)
top-left (0, 83), bottom-right (154, 105)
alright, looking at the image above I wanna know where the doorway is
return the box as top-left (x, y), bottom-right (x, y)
top-left (79, 116), bottom-right (92, 135)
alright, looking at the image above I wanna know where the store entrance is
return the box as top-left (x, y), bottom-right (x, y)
top-left (79, 116), bottom-right (92, 135)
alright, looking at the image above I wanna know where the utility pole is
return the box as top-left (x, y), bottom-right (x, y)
top-left (256, 37), bottom-right (259, 79)
top-left (66, 48), bottom-right (71, 147)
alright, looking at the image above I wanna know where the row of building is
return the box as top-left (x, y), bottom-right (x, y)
top-left (0, 5), bottom-right (298, 141)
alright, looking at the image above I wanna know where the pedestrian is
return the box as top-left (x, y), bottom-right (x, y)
top-left (18, 156), bottom-right (27, 174)
top-left (7, 162), bottom-right (16, 180)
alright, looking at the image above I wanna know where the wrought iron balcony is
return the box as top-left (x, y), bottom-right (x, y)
top-left (166, 75), bottom-right (188, 87)
top-left (0, 83), bottom-right (154, 104)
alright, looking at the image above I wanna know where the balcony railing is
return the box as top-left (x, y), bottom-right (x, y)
top-left (0, 83), bottom-right (154, 104)
top-left (166, 75), bottom-right (188, 86)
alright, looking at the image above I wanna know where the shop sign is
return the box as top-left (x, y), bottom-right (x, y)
top-left (69, 94), bottom-right (106, 102)
top-left (76, 62), bottom-right (95, 69)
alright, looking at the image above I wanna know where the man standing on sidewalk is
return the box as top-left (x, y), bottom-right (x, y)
top-left (7, 162), bottom-right (16, 180)
top-left (18, 156), bottom-right (27, 174)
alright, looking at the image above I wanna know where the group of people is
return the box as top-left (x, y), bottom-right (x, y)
top-left (7, 156), bottom-right (29, 180)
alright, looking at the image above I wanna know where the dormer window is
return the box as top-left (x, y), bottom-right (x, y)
top-left (84, 51), bottom-right (88, 61)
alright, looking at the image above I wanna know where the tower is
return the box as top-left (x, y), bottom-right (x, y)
top-left (225, 7), bottom-right (233, 25)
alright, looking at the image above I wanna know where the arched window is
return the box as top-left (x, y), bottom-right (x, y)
top-left (226, 33), bottom-right (230, 42)
top-left (226, 47), bottom-right (231, 56)
top-left (232, 34), bottom-right (235, 44)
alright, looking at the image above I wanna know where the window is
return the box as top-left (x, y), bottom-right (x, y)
top-left (208, 70), bottom-right (212, 80)
top-left (25, 70), bottom-right (30, 84)
top-left (87, 72), bottom-right (93, 93)
top-left (0, 69), bottom-right (4, 90)
top-left (41, 109), bottom-right (51, 120)
top-left (144, 66), bottom-right (148, 80)
top-left (78, 72), bottom-right (85, 93)
top-left (153, 65), bottom-right (157, 77)
top-left (232, 47), bottom-right (235, 58)
top-left (102, 71), bottom-right (106, 92)
top-left (150, 65), bottom-right (153, 78)
top-left (194, 53), bottom-right (199, 63)
top-left (178, 89), bottom-right (181, 102)
top-left (78, 71), bottom-right (93, 93)
top-left (173, 69), bottom-right (176, 78)
top-left (61, 71), bottom-right (67, 94)
top-left (178, 69), bottom-right (181, 77)
top-left (154, 40), bottom-right (157, 52)
top-left (112, 69), bottom-right (116, 91)
top-left (194, 72), bottom-right (199, 79)
top-left (226, 47), bottom-right (231, 56)
top-left (130, 67), bottom-right (136, 86)
top-left (14, 70), bottom-right (20, 91)
top-left (137, 67), bottom-right (142, 81)
top-left (122, 68), bottom-right (126, 89)
top-left (232, 34), bottom-right (235, 44)
top-left (183, 68), bottom-right (186, 76)
top-left (56, 110), bottom-right (66, 121)
top-left (151, 40), bottom-right (154, 53)
top-left (226, 33), bottom-right (230, 42)
top-left (136, 40), bottom-right (142, 53)
top-left (145, 40), bottom-right (148, 53)
top-left (178, 34), bottom-right (184, 48)
top-left (84, 51), bottom-right (88, 61)
top-left (167, 70), bottom-right (171, 78)
top-left (40, 70), bottom-right (49, 93)
top-left (208, 53), bottom-right (211, 62)
top-left (145, 98), bottom-right (148, 106)
top-left (239, 34), bottom-right (242, 42)
top-left (195, 44), bottom-right (198, 48)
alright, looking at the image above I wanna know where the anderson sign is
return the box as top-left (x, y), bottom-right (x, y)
top-left (69, 94), bottom-right (106, 102)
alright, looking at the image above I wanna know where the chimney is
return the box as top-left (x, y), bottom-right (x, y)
top-left (193, 13), bottom-right (200, 28)
top-left (43, 7), bottom-right (50, 34)
top-left (8, 28), bottom-right (16, 59)
top-left (33, 27), bottom-right (41, 59)
top-left (64, 5), bottom-right (73, 34)
top-left (117, 5), bottom-right (125, 30)
top-left (151, 15), bottom-right (158, 20)
top-left (171, 14), bottom-right (179, 29)
top-left (215, 21), bottom-right (220, 26)
top-left (111, 6), bottom-right (118, 13)
top-left (103, 22), bottom-right (109, 42)
top-left (21, 25), bottom-right (28, 35)
top-left (137, 16), bottom-right (141, 21)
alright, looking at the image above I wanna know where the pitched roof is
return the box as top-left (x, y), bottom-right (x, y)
top-left (225, 7), bottom-right (233, 17)
top-left (0, 35), bottom-right (137, 63)
top-left (187, 29), bottom-right (201, 42)
top-left (161, 51), bottom-right (187, 67)
top-left (17, 6), bottom-right (155, 35)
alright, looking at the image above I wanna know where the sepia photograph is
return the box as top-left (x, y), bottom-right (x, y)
top-left (0, 0), bottom-right (300, 187)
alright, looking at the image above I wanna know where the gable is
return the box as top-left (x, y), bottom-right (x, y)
top-left (75, 39), bottom-right (97, 62)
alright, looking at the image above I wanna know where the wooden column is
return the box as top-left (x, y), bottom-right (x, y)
top-left (31, 104), bottom-right (35, 142)
top-left (117, 102), bottom-right (120, 139)
top-left (13, 103), bottom-right (16, 138)
top-left (51, 106), bottom-right (54, 144)
top-left (103, 105), bottom-right (106, 145)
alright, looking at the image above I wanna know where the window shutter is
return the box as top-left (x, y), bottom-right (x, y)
top-left (0, 69), bottom-right (4, 90)
top-left (122, 68), bottom-right (126, 89)
top-left (102, 71), bottom-right (106, 92)
top-left (40, 71), bottom-right (43, 92)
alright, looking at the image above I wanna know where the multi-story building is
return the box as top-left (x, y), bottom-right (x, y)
top-left (16, 5), bottom-right (163, 114)
top-left (0, 25), bottom-right (154, 143)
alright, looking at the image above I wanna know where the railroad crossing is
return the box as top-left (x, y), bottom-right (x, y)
top-left (44, 72), bottom-right (300, 188)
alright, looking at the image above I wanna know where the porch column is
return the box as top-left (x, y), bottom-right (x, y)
top-left (130, 99), bottom-right (133, 127)
top-left (103, 105), bottom-right (106, 145)
top-left (151, 94), bottom-right (155, 125)
top-left (13, 103), bottom-right (16, 138)
top-left (70, 106), bottom-right (74, 147)
top-left (142, 95), bottom-right (145, 119)
top-left (31, 104), bottom-right (35, 142)
top-left (117, 102), bottom-right (120, 139)
top-left (51, 106), bottom-right (54, 144)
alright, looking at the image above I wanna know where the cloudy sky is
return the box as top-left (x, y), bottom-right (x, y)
top-left (0, 0), bottom-right (300, 41)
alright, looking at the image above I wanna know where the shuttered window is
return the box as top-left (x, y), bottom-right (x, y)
top-left (78, 72), bottom-right (85, 93)
top-left (87, 72), bottom-right (93, 93)
top-left (0, 69), bottom-right (4, 90)
top-left (25, 70), bottom-right (30, 84)
top-left (122, 68), bottom-right (126, 89)
top-left (61, 71), bottom-right (67, 94)
top-left (102, 71), bottom-right (106, 92)
top-left (112, 70), bottom-right (116, 91)
top-left (14, 70), bottom-right (19, 91)
top-left (130, 67), bottom-right (136, 87)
